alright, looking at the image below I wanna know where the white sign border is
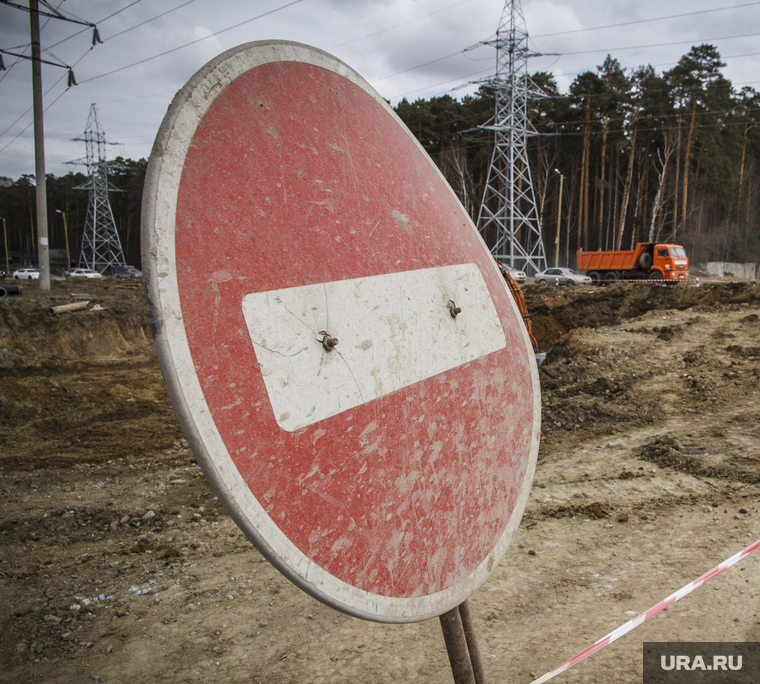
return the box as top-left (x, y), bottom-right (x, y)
top-left (141, 40), bottom-right (540, 623)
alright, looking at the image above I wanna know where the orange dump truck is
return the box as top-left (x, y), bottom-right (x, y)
top-left (576, 242), bottom-right (689, 282)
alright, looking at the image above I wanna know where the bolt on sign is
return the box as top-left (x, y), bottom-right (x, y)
top-left (142, 40), bottom-right (540, 623)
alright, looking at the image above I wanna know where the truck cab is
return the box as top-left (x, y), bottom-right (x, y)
top-left (651, 244), bottom-right (689, 281)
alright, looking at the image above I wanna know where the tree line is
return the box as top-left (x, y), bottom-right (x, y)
top-left (1, 43), bottom-right (757, 272)
top-left (0, 157), bottom-right (146, 272)
top-left (395, 44), bottom-right (760, 267)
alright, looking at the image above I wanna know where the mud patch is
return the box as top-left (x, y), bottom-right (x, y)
top-left (638, 436), bottom-right (760, 484)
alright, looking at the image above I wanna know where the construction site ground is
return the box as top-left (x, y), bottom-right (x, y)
top-left (2, 276), bottom-right (760, 684)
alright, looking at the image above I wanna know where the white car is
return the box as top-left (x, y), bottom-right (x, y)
top-left (504, 264), bottom-right (527, 283)
top-left (65, 268), bottom-right (103, 279)
top-left (12, 268), bottom-right (40, 280)
top-left (496, 261), bottom-right (527, 283)
top-left (535, 267), bottom-right (592, 286)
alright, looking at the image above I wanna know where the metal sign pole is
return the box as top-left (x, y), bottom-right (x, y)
top-left (459, 600), bottom-right (487, 684)
top-left (439, 599), bottom-right (487, 684)
top-left (440, 605), bottom-right (476, 684)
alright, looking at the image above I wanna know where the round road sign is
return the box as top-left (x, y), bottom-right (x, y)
top-left (142, 40), bottom-right (540, 623)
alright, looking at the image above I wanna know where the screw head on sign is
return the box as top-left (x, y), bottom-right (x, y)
top-left (318, 331), bottom-right (338, 352)
top-left (448, 300), bottom-right (462, 318)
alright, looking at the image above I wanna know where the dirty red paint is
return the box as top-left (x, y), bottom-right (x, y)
top-left (173, 60), bottom-right (536, 599)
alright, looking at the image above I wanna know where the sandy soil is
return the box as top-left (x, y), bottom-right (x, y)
top-left (2, 276), bottom-right (760, 684)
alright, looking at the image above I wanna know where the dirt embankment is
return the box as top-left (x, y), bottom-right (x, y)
top-left (524, 280), bottom-right (760, 351)
top-left (2, 278), bottom-right (760, 684)
top-left (0, 279), bottom-right (179, 471)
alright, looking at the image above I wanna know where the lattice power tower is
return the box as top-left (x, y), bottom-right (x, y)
top-left (69, 104), bottom-right (126, 272)
top-left (476, 0), bottom-right (547, 275)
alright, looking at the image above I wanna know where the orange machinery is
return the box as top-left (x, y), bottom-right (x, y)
top-left (576, 243), bottom-right (689, 282)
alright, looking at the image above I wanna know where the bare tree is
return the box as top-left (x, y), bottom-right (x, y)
top-left (440, 144), bottom-right (474, 218)
top-left (648, 135), bottom-right (676, 242)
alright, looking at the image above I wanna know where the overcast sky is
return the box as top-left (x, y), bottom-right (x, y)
top-left (1, 0), bottom-right (759, 180)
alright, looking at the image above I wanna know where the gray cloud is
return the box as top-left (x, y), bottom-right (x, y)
top-left (1, 0), bottom-right (758, 179)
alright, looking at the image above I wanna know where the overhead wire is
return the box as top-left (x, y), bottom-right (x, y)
top-left (0, 0), bottom-right (191, 84)
top-left (0, 0), bottom-right (302, 155)
top-left (386, 70), bottom-right (760, 155)
top-left (0, 0), bottom-right (65, 81)
top-left (2, 0), bottom-right (760, 167)
top-left (543, 29), bottom-right (760, 59)
top-left (78, 0), bottom-right (306, 84)
top-left (531, 2), bottom-right (760, 39)
top-left (328, 0), bottom-right (477, 51)
top-left (0, 68), bottom-right (71, 156)
top-left (375, 2), bottom-right (760, 103)
top-left (0, 0), bottom-right (131, 148)
top-left (100, 0), bottom-right (197, 43)
top-left (393, 89), bottom-right (760, 151)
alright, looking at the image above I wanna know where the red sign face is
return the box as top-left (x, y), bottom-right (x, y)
top-left (142, 41), bottom-right (540, 622)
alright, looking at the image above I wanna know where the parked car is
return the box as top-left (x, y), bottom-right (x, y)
top-left (495, 260), bottom-right (527, 283)
top-left (534, 267), bottom-right (592, 286)
top-left (504, 264), bottom-right (526, 283)
top-left (12, 268), bottom-right (40, 280)
top-left (64, 268), bottom-right (102, 279)
top-left (113, 264), bottom-right (142, 279)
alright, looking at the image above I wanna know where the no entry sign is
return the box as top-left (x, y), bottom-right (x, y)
top-left (142, 41), bottom-right (540, 623)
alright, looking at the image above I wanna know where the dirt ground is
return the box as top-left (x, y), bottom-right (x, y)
top-left (2, 276), bottom-right (760, 684)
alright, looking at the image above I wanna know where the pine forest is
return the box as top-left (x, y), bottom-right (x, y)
top-left (395, 45), bottom-right (760, 268)
top-left (1, 44), bottom-right (758, 272)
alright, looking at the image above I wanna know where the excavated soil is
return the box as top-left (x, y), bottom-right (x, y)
top-left (2, 277), bottom-right (760, 684)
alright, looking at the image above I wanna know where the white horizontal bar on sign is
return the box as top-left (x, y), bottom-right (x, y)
top-left (242, 263), bottom-right (506, 432)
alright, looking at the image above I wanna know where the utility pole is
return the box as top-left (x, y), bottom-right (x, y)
top-left (29, 0), bottom-right (50, 290)
top-left (554, 169), bottom-right (563, 268)
top-left (56, 209), bottom-right (71, 270)
top-left (1, 1), bottom-right (101, 285)
top-left (1, 217), bottom-right (9, 277)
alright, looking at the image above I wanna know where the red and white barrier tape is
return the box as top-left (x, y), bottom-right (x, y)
top-left (529, 538), bottom-right (760, 684)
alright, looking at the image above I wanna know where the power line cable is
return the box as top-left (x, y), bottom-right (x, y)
top-left (26, 0), bottom-right (157, 53)
top-left (0, 14), bottom-right (97, 147)
top-left (329, 0), bottom-right (477, 50)
top-left (0, 71), bottom-right (69, 156)
top-left (1, 0), bottom-right (193, 74)
top-left (100, 0), bottom-right (197, 43)
top-left (78, 0), bottom-right (306, 84)
top-left (0, 0), bottom-right (65, 81)
top-left (371, 48), bottom-right (465, 84)
top-left (542, 30), bottom-right (760, 58)
top-left (532, 2), bottom-right (760, 39)
top-left (42, 0), bottom-right (152, 51)
top-left (0, 0), bottom-right (256, 154)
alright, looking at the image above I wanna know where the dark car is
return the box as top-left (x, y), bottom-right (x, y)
top-left (113, 265), bottom-right (142, 279)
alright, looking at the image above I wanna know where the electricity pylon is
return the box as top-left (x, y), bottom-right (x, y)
top-left (476, 0), bottom-right (547, 275)
top-left (68, 104), bottom-right (126, 273)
